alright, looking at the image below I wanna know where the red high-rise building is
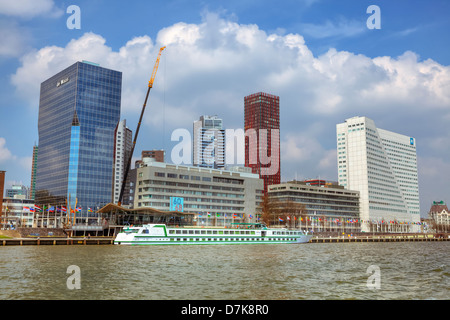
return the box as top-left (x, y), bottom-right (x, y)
top-left (244, 92), bottom-right (280, 193)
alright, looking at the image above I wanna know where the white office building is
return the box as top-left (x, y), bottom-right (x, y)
top-left (193, 115), bottom-right (225, 169)
top-left (336, 116), bottom-right (420, 232)
top-left (132, 160), bottom-right (264, 226)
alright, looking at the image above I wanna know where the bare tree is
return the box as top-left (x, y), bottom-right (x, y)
top-left (257, 196), bottom-right (307, 228)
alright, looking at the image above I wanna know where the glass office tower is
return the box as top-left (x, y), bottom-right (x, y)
top-left (36, 61), bottom-right (122, 214)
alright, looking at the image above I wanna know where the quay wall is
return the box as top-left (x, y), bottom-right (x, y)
top-left (0, 233), bottom-right (448, 246)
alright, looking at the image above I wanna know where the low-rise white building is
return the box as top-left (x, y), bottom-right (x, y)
top-left (2, 195), bottom-right (35, 228)
top-left (131, 161), bottom-right (264, 226)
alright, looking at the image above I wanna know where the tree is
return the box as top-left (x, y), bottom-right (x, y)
top-left (257, 195), bottom-right (307, 228)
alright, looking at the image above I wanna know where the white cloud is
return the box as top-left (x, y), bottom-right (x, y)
top-left (0, 137), bottom-right (31, 168)
top-left (0, 0), bottom-right (63, 18)
top-left (0, 137), bottom-right (13, 162)
top-left (300, 18), bottom-right (366, 39)
top-left (0, 20), bottom-right (31, 57)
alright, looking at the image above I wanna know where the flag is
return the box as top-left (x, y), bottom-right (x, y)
top-left (88, 207), bottom-right (93, 212)
top-left (287, 216), bottom-right (290, 221)
top-left (23, 206), bottom-right (30, 211)
top-left (34, 205), bottom-right (42, 212)
top-left (279, 217), bottom-right (284, 222)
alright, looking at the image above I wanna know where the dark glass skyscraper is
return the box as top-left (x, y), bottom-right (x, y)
top-left (36, 61), bottom-right (121, 213)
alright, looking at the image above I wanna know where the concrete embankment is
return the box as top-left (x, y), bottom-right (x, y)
top-left (310, 233), bottom-right (449, 243)
top-left (1, 237), bottom-right (114, 246)
top-left (0, 233), bottom-right (448, 245)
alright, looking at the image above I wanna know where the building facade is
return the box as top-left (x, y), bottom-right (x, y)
top-left (193, 115), bottom-right (225, 169)
top-left (141, 150), bottom-right (165, 162)
top-left (336, 116), bottom-right (420, 232)
top-left (6, 185), bottom-right (29, 198)
top-left (2, 196), bottom-right (35, 228)
top-left (36, 61), bottom-right (122, 216)
top-left (244, 92), bottom-right (280, 193)
top-left (428, 201), bottom-right (449, 232)
top-left (132, 161), bottom-right (264, 226)
top-left (112, 119), bottom-right (132, 204)
top-left (0, 171), bottom-right (5, 228)
top-left (268, 181), bottom-right (360, 233)
top-left (30, 145), bottom-right (38, 200)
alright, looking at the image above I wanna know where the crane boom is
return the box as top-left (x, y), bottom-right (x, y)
top-left (149, 46), bottom-right (166, 88)
top-left (118, 46), bottom-right (166, 206)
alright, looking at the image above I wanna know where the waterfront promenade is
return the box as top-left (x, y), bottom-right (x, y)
top-left (1, 233), bottom-right (448, 245)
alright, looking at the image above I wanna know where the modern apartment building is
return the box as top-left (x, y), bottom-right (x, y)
top-left (244, 92), bottom-right (280, 193)
top-left (30, 145), bottom-right (38, 200)
top-left (112, 119), bottom-right (132, 204)
top-left (0, 170), bottom-right (5, 228)
top-left (336, 116), bottom-right (420, 232)
top-left (132, 160), bottom-right (264, 226)
top-left (193, 115), bottom-right (225, 169)
top-left (36, 61), bottom-right (122, 214)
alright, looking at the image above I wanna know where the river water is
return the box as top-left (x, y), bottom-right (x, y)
top-left (0, 242), bottom-right (448, 300)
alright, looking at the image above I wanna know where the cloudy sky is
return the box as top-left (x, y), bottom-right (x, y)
top-left (0, 0), bottom-right (449, 217)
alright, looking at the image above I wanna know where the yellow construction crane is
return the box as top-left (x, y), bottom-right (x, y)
top-left (118, 46), bottom-right (166, 206)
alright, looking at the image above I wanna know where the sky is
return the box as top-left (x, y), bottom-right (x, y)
top-left (0, 0), bottom-right (449, 217)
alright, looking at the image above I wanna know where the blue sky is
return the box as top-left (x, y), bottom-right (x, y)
top-left (0, 0), bottom-right (449, 217)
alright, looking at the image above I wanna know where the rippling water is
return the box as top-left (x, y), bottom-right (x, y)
top-left (0, 242), bottom-right (448, 300)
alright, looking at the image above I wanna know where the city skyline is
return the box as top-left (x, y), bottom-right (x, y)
top-left (0, 1), bottom-right (449, 218)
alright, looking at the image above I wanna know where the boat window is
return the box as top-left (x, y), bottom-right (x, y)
top-left (201, 230), bottom-right (206, 234)
top-left (224, 231), bottom-right (229, 234)
top-left (218, 231), bottom-right (223, 235)
top-left (169, 230), bottom-right (175, 234)
top-left (213, 231), bottom-right (217, 234)
top-left (182, 230), bottom-right (187, 234)
top-left (176, 230), bottom-right (181, 234)
top-left (142, 229), bottom-right (149, 234)
top-left (188, 230), bottom-right (194, 234)
top-left (195, 230), bottom-right (200, 234)
top-left (229, 231), bottom-right (234, 234)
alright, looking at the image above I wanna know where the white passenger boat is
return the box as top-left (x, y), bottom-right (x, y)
top-left (114, 222), bottom-right (312, 245)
